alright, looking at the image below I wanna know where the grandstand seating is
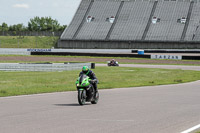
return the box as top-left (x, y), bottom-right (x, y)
top-left (60, 0), bottom-right (92, 39)
top-left (59, 0), bottom-right (200, 49)
top-left (76, 0), bottom-right (121, 40)
top-left (185, 2), bottom-right (200, 41)
top-left (110, 1), bottom-right (154, 40)
top-left (146, 1), bottom-right (190, 41)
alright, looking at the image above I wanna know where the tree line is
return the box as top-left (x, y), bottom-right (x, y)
top-left (0, 16), bottom-right (67, 32)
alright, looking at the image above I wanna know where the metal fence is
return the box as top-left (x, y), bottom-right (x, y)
top-left (0, 31), bottom-right (62, 36)
top-left (0, 63), bottom-right (91, 72)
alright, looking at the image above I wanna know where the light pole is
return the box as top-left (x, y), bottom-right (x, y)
top-left (36, 26), bottom-right (40, 48)
top-left (52, 21), bottom-right (55, 48)
top-left (2, 25), bottom-right (4, 36)
top-left (52, 21), bottom-right (55, 37)
top-left (18, 39), bottom-right (19, 48)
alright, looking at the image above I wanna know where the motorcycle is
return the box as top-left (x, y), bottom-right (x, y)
top-left (107, 61), bottom-right (119, 66)
top-left (75, 74), bottom-right (99, 105)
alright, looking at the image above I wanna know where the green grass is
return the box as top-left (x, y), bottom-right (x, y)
top-left (0, 67), bottom-right (200, 97)
top-left (0, 36), bottom-right (59, 48)
top-left (0, 55), bottom-right (200, 66)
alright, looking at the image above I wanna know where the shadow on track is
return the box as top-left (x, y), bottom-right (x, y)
top-left (54, 103), bottom-right (91, 106)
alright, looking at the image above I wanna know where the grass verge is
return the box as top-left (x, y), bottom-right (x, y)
top-left (0, 67), bottom-right (200, 97)
top-left (0, 55), bottom-right (200, 66)
top-left (0, 36), bottom-right (58, 48)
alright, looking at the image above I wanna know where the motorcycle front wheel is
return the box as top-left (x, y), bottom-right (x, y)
top-left (78, 89), bottom-right (86, 105)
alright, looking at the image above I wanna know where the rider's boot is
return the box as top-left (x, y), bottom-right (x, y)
top-left (91, 83), bottom-right (97, 98)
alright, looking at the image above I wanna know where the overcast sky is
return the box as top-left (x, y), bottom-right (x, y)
top-left (0, 0), bottom-right (81, 26)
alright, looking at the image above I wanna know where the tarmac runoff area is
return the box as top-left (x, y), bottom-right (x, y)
top-left (0, 64), bottom-right (200, 133)
top-left (97, 64), bottom-right (200, 71)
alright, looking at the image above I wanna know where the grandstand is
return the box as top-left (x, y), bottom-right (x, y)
top-left (58, 0), bottom-right (200, 49)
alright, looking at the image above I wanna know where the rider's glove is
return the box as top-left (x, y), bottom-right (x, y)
top-left (90, 79), bottom-right (97, 84)
top-left (89, 80), bottom-right (94, 84)
top-left (90, 80), bottom-right (96, 84)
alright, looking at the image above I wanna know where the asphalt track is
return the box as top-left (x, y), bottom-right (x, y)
top-left (0, 64), bottom-right (200, 133)
top-left (97, 64), bottom-right (200, 71)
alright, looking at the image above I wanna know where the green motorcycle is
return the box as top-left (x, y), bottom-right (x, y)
top-left (75, 74), bottom-right (99, 105)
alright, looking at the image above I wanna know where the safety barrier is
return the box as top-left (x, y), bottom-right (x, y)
top-left (0, 63), bottom-right (91, 72)
top-left (0, 49), bottom-right (30, 55)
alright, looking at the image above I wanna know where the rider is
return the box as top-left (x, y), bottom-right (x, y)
top-left (110, 59), bottom-right (116, 65)
top-left (79, 66), bottom-right (98, 93)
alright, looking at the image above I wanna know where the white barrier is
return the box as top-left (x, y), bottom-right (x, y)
top-left (0, 48), bottom-right (30, 55)
top-left (0, 63), bottom-right (91, 72)
top-left (0, 48), bottom-right (132, 55)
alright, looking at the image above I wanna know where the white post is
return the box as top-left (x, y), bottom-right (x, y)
top-left (18, 39), bottom-right (19, 48)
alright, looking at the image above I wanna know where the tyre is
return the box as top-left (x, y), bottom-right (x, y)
top-left (78, 90), bottom-right (86, 105)
top-left (108, 63), bottom-right (111, 66)
top-left (91, 91), bottom-right (99, 104)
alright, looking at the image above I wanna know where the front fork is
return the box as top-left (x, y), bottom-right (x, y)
top-left (78, 88), bottom-right (86, 99)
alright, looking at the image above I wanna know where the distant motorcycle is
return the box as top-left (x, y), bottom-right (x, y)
top-left (107, 61), bottom-right (119, 66)
top-left (75, 74), bottom-right (99, 105)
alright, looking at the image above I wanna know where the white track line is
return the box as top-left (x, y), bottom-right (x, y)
top-left (181, 124), bottom-right (200, 133)
top-left (79, 119), bottom-right (135, 122)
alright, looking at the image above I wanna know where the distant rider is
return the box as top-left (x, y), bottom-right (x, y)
top-left (110, 59), bottom-right (116, 65)
top-left (79, 66), bottom-right (98, 93)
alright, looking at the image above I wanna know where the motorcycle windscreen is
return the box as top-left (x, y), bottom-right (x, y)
top-left (79, 74), bottom-right (88, 84)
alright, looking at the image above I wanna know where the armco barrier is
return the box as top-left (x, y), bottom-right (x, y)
top-left (31, 52), bottom-right (151, 58)
top-left (132, 49), bottom-right (200, 53)
top-left (0, 63), bottom-right (91, 72)
top-left (31, 51), bottom-right (200, 60)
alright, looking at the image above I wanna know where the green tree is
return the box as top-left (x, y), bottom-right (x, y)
top-left (0, 22), bottom-right (9, 32)
top-left (59, 25), bottom-right (67, 31)
top-left (28, 16), bottom-right (64, 31)
top-left (28, 16), bottom-right (40, 31)
top-left (0, 18), bottom-right (66, 33)
top-left (9, 24), bottom-right (26, 31)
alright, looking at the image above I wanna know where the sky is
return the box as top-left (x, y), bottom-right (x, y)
top-left (0, 0), bottom-right (81, 26)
